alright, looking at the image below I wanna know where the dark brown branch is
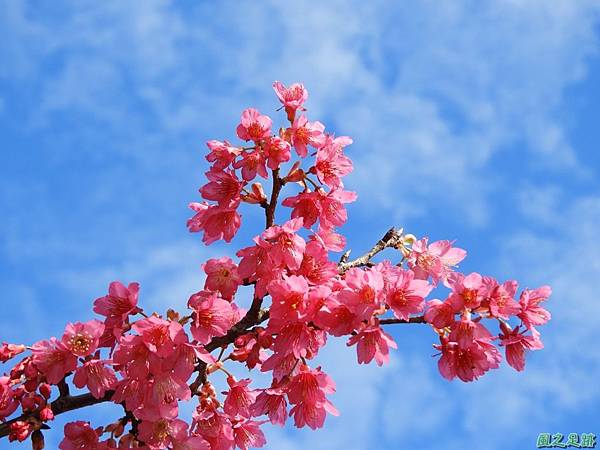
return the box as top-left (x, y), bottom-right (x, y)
top-left (338, 227), bottom-right (404, 273)
top-left (0, 391), bottom-right (113, 438)
top-left (379, 316), bottom-right (426, 325)
top-left (265, 169), bottom-right (284, 228)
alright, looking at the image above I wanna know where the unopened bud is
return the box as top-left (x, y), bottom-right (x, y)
top-left (402, 234), bottom-right (417, 245)
top-left (31, 430), bottom-right (44, 450)
top-left (284, 161), bottom-right (305, 182)
top-left (39, 406), bottom-right (54, 421)
top-left (166, 309), bottom-right (180, 322)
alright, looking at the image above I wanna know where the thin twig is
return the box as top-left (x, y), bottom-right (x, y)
top-left (338, 227), bottom-right (404, 273)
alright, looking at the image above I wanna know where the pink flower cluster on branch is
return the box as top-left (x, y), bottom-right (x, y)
top-left (0, 82), bottom-right (551, 449)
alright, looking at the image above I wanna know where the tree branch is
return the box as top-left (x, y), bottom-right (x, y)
top-left (0, 391), bottom-right (113, 438)
top-left (379, 316), bottom-right (426, 325)
top-left (265, 169), bottom-right (284, 228)
top-left (338, 227), bottom-right (404, 273)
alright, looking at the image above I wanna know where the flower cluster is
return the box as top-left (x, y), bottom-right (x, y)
top-left (0, 82), bottom-right (551, 449)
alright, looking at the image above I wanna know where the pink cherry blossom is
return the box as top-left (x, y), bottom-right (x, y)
top-left (260, 218), bottom-right (306, 271)
top-left (288, 115), bottom-right (326, 157)
top-left (435, 334), bottom-right (501, 382)
top-left (264, 136), bottom-right (291, 170)
top-left (311, 226), bottom-right (347, 252)
top-left (499, 323), bottom-right (544, 372)
top-left (273, 81), bottom-right (308, 111)
top-left (0, 343), bottom-right (25, 364)
top-left (223, 377), bottom-right (257, 418)
top-left (252, 387), bottom-right (287, 426)
top-left (93, 281), bottom-right (140, 322)
top-left (385, 269), bottom-right (432, 320)
top-left (273, 322), bottom-right (326, 359)
top-left (236, 108), bottom-right (272, 142)
top-left (347, 323), bottom-right (397, 366)
top-left (287, 365), bottom-right (338, 430)
top-left (296, 241), bottom-right (338, 286)
top-left (233, 150), bottom-right (268, 181)
top-left (518, 285), bottom-right (552, 330)
top-left (139, 418), bottom-right (208, 450)
top-left (267, 275), bottom-right (309, 329)
top-left (0, 376), bottom-right (17, 420)
top-left (318, 188), bottom-right (357, 229)
top-left (447, 272), bottom-right (484, 311)
top-left (311, 139), bottom-right (353, 188)
top-left (282, 190), bottom-right (322, 228)
top-left (59, 421), bottom-right (102, 450)
top-left (62, 320), bottom-right (105, 357)
top-left (487, 279), bottom-right (521, 319)
top-left (200, 169), bottom-right (244, 206)
top-left (131, 316), bottom-right (186, 358)
top-left (337, 268), bottom-right (385, 324)
top-left (188, 291), bottom-right (236, 344)
top-left (205, 140), bottom-right (241, 170)
top-left (408, 238), bottom-right (467, 285)
top-left (187, 201), bottom-right (241, 244)
top-left (203, 257), bottom-right (242, 300)
top-left (424, 299), bottom-right (456, 329)
top-left (31, 338), bottom-right (77, 384)
top-left (232, 418), bottom-right (267, 450)
top-left (73, 360), bottom-right (117, 399)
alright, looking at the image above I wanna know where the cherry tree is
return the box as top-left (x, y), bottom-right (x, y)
top-left (0, 82), bottom-right (551, 449)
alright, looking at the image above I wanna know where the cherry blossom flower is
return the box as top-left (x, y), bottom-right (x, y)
top-left (337, 268), bottom-right (385, 324)
top-left (31, 338), bottom-right (77, 384)
top-left (518, 285), bottom-right (552, 331)
top-left (264, 136), bottom-right (291, 170)
top-left (223, 377), bottom-right (257, 418)
top-left (232, 418), bottom-right (267, 450)
top-left (73, 360), bottom-right (117, 399)
top-left (233, 150), bottom-right (268, 181)
top-left (200, 169), bottom-right (244, 206)
top-left (205, 140), bottom-right (241, 170)
top-left (132, 316), bottom-right (187, 358)
top-left (0, 343), bottom-right (25, 363)
top-left (288, 115), bottom-right (326, 157)
top-left (251, 387), bottom-right (287, 426)
top-left (347, 323), bottom-right (397, 366)
top-left (0, 376), bottom-right (17, 420)
top-left (187, 201), bottom-right (241, 244)
top-left (287, 365), bottom-right (338, 430)
top-left (273, 81), bottom-right (308, 111)
top-left (487, 279), bottom-right (521, 319)
top-left (203, 257), bottom-right (242, 301)
top-left (236, 108), bottom-right (272, 142)
top-left (93, 281), bottom-right (140, 322)
top-left (260, 218), bottom-right (306, 271)
top-left (385, 269), bottom-right (432, 320)
top-left (62, 320), bottom-right (105, 357)
top-left (188, 291), bottom-right (236, 344)
top-left (59, 421), bottom-right (102, 450)
top-left (311, 139), bottom-right (353, 188)
top-left (408, 238), bottom-right (467, 285)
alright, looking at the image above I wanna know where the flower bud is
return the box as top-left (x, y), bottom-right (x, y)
top-left (40, 406), bottom-right (54, 421)
top-left (38, 383), bottom-right (51, 399)
top-left (32, 430), bottom-right (45, 450)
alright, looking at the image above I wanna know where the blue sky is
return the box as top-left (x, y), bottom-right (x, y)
top-left (1, 1), bottom-right (600, 449)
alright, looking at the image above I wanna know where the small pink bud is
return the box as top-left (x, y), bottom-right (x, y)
top-left (40, 406), bottom-right (54, 421)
